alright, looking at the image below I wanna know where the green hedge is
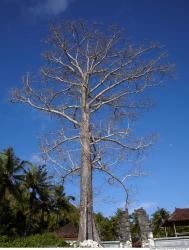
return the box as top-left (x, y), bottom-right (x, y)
top-left (0, 232), bottom-right (70, 247)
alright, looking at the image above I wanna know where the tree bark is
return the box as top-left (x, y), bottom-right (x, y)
top-left (78, 84), bottom-right (99, 242)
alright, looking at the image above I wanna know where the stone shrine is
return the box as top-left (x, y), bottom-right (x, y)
top-left (117, 209), bottom-right (132, 247)
top-left (135, 207), bottom-right (154, 247)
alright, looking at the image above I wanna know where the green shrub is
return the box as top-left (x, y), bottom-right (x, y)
top-left (0, 235), bottom-right (9, 244)
top-left (0, 232), bottom-right (70, 247)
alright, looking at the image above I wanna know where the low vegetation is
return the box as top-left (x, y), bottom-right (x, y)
top-left (0, 233), bottom-right (69, 247)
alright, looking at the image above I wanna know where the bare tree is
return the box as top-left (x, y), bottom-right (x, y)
top-left (12, 20), bottom-right (172, 242)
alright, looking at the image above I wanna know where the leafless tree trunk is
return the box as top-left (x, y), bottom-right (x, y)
top-left (79, 83), bottom-right (95, 240)
top-left (11, 20), bottom-right (173, 242)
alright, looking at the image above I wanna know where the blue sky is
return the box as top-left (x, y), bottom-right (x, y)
top-left (0, 0), bottom-right (189, 217)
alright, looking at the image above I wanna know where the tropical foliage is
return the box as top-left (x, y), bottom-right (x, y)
top-left (0, 147), bottom-right (124, 242)
top-left (0, 147), bottom-right (78, 238)
top-left (1, 147), bottom-right (187, 244)
top-left (151, 208), bottom-right (170, 237)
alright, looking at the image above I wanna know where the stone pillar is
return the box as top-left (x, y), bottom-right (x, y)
top-left (135, 207), bottom-right (154, 248)
top-left (116, 209), bottom-right (132, 248)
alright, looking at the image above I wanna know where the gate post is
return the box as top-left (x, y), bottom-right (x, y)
top-left (117, 209), bottom-right (132, 248)
top-left (135, 207), bottom-right (154, 248)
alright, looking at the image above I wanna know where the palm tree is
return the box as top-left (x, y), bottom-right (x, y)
top-left (52, 184), bottom-right (75, 227)
top-left (0, 147), bottom-right (23, 203)
top-left (0, 148), bottom-right (25, 235)
top-left (21, 162), bottom-right (52, 233)
top-left (151, 208), bottom-right (170, 237)
top-left (40, 187), bottom-right (53, 229)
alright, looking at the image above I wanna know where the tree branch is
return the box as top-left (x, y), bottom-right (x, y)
top-left (62, 167), bottom-right (80, 180)
top-left (94, 162), bottom-right (129, 209)
top-left (93, 136), bottom-right (153, 151)
top-left (15, 96), bottom-right (80, 127)
top-left (43, 135), bottom-right (80, 153)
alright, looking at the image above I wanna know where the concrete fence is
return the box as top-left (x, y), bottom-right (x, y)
top-left (154, 236), bottom-right (189, 248)
top-left (101, 237), bottom-right (189, 248)
top-left (66, 237), bottom-right (189, 248)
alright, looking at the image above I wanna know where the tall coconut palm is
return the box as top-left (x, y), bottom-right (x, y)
top-left (0, 148), bottom-right (23, 203)
top-left (52, 184), bottom-right (75, 227)
top-left (21, 162), bottom-right (52, 232)
top-left (0, 148), bottom-right (25, 235)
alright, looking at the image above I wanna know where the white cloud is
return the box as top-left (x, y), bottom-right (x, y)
top-left (29, 0), bottom-right (72, 17)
